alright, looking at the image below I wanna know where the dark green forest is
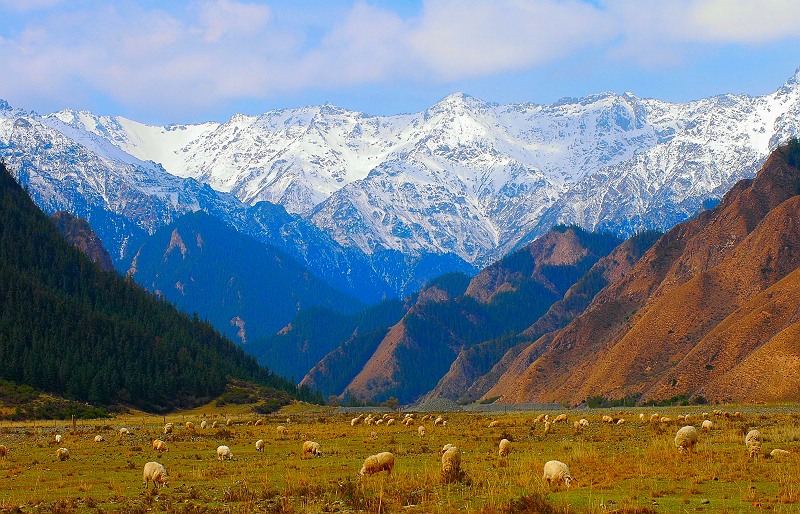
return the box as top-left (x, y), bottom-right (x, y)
top-left (0, 161), bottom-right (319, 413)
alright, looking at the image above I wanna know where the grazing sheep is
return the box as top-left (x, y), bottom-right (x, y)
top-left (200, 420), bottom-right (207, 429)
top-left (255, 439), bottom-right (265, 452)
top-left (660, 416), bottom-right (673, 424)
top-left (639, 413), bottom-right (646, 422)
top-left (573, 420), bottom-right (583, 431)
top-left (543, 420), bottom-right (552, 436)
top-left (498, 438), bottom-right (512, 458)
top-left (650, 413), bottom-right (660, 423)
top-left (418, 425), bottom-right (426, 438)
top-left (276, 425), bottom-right (288, 438)
top-left (118, 427), bottom-right (130, 439)
top-left (616, 418), bottom-right (626, 425)
top-left (674, 426), bottom-right (699, 454)
top-left (375, 419), bottom-right (384, 426)
top-left (216, 445), bottom-right (233, 461)
top-left (142, 461), bottom-right (169, 490)
top-left (94, 435), bottom-right (104, 442)
top-left (226, 418), bottom-right (233, 427)
top-left (185, 421), bottom-right (195, 431)
top-left (302, 441), bottom-right (322, 458)
top-left (55, 434), bottom-right (62, 444)
top-left (553, 413), bottom-right (568, 423)
top-left (387, 419), bottom-right (396, 426)
top-left (152, 439), bottom-right (168, 453)
top-left (163, 423), bottom-right (174, 435)
top-left (254, 419), bottom-right (264, 426)
top-left (441, 445), bottom-right (462, 481)
top-left (533, 414), bottom-right (546, 424)
top-left (771, 449), bottom-right (790, 458)
top-left (56, 448), bottom-right (70, 461)
top-left (579, 418), bottom-right (590, 427)
top-left (434, 416), bottom-right (445, 426)
top-left (701, 420), bottom-right (713, 431)
top-left (677, 415), bottom-right (685, 422)
top-left (489, 420), bottom-right (500, 428)
top-left (359, 451), bottom-right (395, 476)
top-left (745, 430), bottom-right (762, 458)
top-left (350, 417), bottom-right (361, 427)
top-left (364, 417), bottom-right (375, 426)
top-left (684, 414), bottom-right (692, 423)
top-left (543, 460), bottom-right (572, 488)
top-left (0, 444), bottom-right (8, 460)
top-left (733, 411), bottom-right (742, 419)
top-left (211, 421), bottom-right (219, 429)
top-left (602, 415), bottom-right (613, 424)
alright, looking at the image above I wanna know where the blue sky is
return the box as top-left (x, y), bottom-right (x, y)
top-left (2, 0), bottom-right (800, 125)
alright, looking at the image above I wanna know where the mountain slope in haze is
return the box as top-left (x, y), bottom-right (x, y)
top-left (126, 210), bottom-right (362, 345)
top-left (51, 211), bottom-right (114, 272)
top-left (252, 299), bottom-right (406, 387)
top-left (335, 228), bottom-right (623, 404)
top-left (484, 142), bottom-right (800, 405)
top-left (0, 161), bottom-right (309, 412)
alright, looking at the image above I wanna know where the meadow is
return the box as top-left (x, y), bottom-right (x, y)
top-left (0, 403), bottom-right (798, 513)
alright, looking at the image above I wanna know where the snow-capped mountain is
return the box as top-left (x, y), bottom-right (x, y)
top-left (47, 68), bottom-right (800, 266)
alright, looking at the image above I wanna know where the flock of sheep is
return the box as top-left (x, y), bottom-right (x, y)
top-left (0, 407), bottom-right (790, 501)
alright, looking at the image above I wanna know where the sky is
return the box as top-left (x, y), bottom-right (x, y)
top-left (2, 0), bottom-right (800, 125)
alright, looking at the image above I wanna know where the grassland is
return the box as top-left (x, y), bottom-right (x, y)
top-left (0, 403), bottom-right (798, 513)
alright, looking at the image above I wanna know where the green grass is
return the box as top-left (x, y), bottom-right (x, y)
top-left (0, 404), bottom-right (798, 512)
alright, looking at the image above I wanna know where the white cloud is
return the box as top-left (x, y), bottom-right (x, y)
top-left (2, 0), bottom-right (800, 121)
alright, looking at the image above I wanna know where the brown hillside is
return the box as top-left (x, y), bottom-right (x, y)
top-left (51, 211), bottom-right (114, 272)
top-left (484, 148), bottom-right (800, 405)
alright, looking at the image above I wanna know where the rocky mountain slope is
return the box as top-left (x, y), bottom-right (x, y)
top-left (51, 211), bottom-right (114, 272)
top-left (483, 143), bottom-right (800, 405)
top-left (48, 69), bottom-right (800, 266)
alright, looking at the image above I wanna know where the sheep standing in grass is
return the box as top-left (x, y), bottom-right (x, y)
top-left (302, 441), bottom-right (322, 458)
top-left (142, 461), bottom-right (169, 490)
top-left (771, 449), bottom-right (790, 458)
top-left (217, 445), bottom-right (233, 461)
top-left (602, 415), bottom-right (613, 424)
top-left (498, 438), bottom-right (511, 458)
top-left (387, 419), bottom-right (396, 426)
top-left (543, 421), bottom-right (552, 436)
top-left (255, 439), bottom-right (265, 452)
top-left (118, 428), bottom-right (130, 440)
top-left (489, 420), bottom-right (500, 428)
top-left (255, 419), bottom-right (264, 426)
top-left (674, 426), bottom-right (699, 454)
top-left (616, 418), bottom-right (626, 425)
top-left (276, 425), bottom-right (288, 438)
top-left (359, 452), bottom-right (395, 476)
top-left (553, 413), bottom-right (567, 423)
top-left (441, 445), bottom-right (462, 481)
top-left (185, 421), bottom-right (195, 431)
top-left (701, 420), bottom-right (713, 431)
top-left (152, 439), bottom-right (168, 453)
top-left (94, 435), bottom-right (104, 442)
top-left (418, 425), bottom-right (426, 438)
top-left (211, 421), bottom-right (219, 429)
top-left (56, 448), bottom-right (70, 461)
top-left (200, 420), bottom-right (207, 429)
top-left (543, 460), bottom-right (572, 488)
top-left (745, 430), bottom-right (762, 458)
top-left (0, 444), bottom-right (8, 460)
top-left (434, 416), bottom-right (445, 426)
top-left (55, 434), bottom-right (62, 444)
top-left (163, 423), bottom-right (174, 435)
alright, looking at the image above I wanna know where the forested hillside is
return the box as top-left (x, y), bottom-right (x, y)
top-left (0, 161), bottom-right (316, 412)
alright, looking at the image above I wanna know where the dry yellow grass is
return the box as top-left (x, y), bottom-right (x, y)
top-left (0, 403), bottom-right (798, 512)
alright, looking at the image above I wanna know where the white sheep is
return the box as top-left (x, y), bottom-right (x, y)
top-left (674, 426), bottom-right (699, 454)
top-left (601, 415), bottom-right (614, 424)
top-left (226, 418), bottom-right (233, 427)
top-left (745, 430), bottom-right (762, 458)
top-left (211, 421), bottom-right (219, 429)
top-left (254, 419), bottom-right (264, 426)
top-left (553, 413), bottom-right (567, 423)
top-left (350, 417), bottom-right (361, 427)
top-left (701, 420), bottom-right (713, 431)
top-left (387, 419), bottom-right (396, 426)
top-left (498, 438), bottom-right (512, 457)
top-left (543, 460), bottom-right (572, 488)
top-left (276, 425), bottom-right (288, 438)
top-left (0, 444), bottom-right (8, 460)
top-left (200, 420), bottom-right (208, 429)
top-left (142, 461), bottom-right (169, 490)
top-left (56, 447), bottom-right (70, 461)
top-left (660, 416), bottom-right (673, 424)
top-left (543, 420), bottom-right (552, 436)
top-left (441, 445), bottom-right (462, 480)
top-left (152, 439), bottom-right (168, 453)
top-left (359, 451), bottom-right (394, 476)
top-left (217, 445), bottom-right (233, 461)
top-left (489, 420), bottom-right (500, 428)
top-left (533, 414), bottom-right (546, 423)
top-left (616, 418), bottom-right (626, 425)
top-left (771, 449), bottom-right (790, 458)
top-left (302, 441), bottom-right (322, 458)
top-left (117, 427), bottom-right (130, 439)
top-left (163, 423), bottom-right (174, 435)
top-left (639, 413), bottom-right (646, 422)
top-left (255, 439), bottom-right (265, 452)
top-left (418, 425), bottom-right (426, 438)
top-left (94, 435), bottom-right (105, 442)
top-left (185, 421), bottom-right (195, 431)
top-left (55, 434), bottom-right (62, 444)
top-left (433, 416), bottom-right (445, 426)
top-left (579, 418), bottom-right (590, 427)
